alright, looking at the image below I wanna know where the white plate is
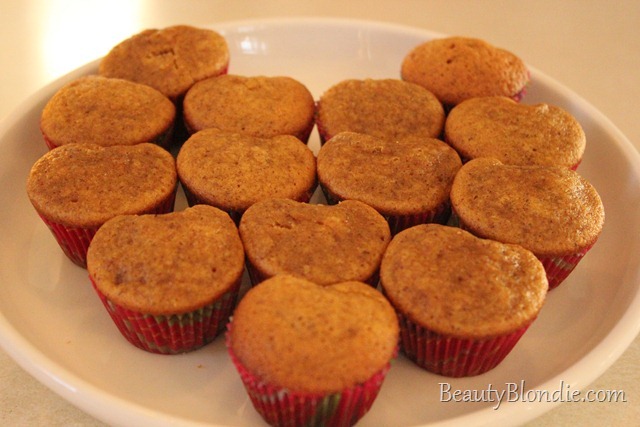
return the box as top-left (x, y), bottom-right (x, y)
top-left (1, 17), bottom-right (640, 427)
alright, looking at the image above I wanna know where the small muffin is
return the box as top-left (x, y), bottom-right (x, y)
top-left (317, 131), bottom-right (461, 234)
top-left (315, 78), bottom-right (444, 144)
top-left (87, 205), bottom-right (245, 354)
top-left (401, 36), bottom-right (529, 108)
top-left (445, 96), bottom-right (586, 169)
top-left (238, 198), bottom-right (391, 286)
top-left (227, 274), bottom-right (399, 427)
top-left (40, 76), bottom-right (175, 150)
top-left (26, 143), bottom-right (177, 267)
top-left (177, 129), bottom-right (317, 223)
top-left (182, 75), bottom-right (316, 142)
top-left (380, 224), bottom-right (547, 377)
top-left (450, 158), bottom-right (605, 289)
top-left (99, 25), bottom-right (229, 102)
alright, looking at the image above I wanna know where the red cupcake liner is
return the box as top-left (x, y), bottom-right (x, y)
top-left (37, 189), bottom-right (176, 268)
top-left (398, 311), bottom-right (530, 377)
top-left (321, 184), bottom-right (451, 235)
top-left (91, 276), bottom-right (240, 354)
top-left (537, 240), bottom-right (596, 290)
top-left (226, 326), bottom-right (393, 427)
top-left (181, 183), bottom-right (317, 226)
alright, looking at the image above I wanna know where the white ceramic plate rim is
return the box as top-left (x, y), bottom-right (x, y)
top-left (1, 17), bottom-right (639, 427)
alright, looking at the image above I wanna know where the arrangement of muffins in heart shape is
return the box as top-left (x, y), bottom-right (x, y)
top-left (25, 24), bottom-right (607, 426)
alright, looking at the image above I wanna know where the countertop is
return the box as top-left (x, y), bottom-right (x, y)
top-left (0, 1), bottom-right (638, 426)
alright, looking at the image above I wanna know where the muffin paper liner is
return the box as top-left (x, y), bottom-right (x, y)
top-left (226, 325), bottom-right (393, 427)
top-left (321, 185), bottom-right (451, 235)
top-left (91, 276), bottom-right (240, 354)
top-left (36, 189), bottom-right (176, 268)
top-left (537, 240), bottom-right (596, 290)
top-left (397, 311), bottom-right (530, 377)
top-left (451, 210), bottom-right (597, 290)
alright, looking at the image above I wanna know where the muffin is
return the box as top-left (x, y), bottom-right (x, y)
top-left (380, 224), bottom-right (547, 377)
top-left (315, 78), bottom-right (445, 144)
top-left (177, 129), bottom-right (317, 224)
top-left (227, 274), bottom-right (399, 427)
top-left (401, 36), bottom-right (529, 108)
top-left (182, 74), bottom-right (316, 142)
top-left (445, 96), bottom-right (586, 169)
top-left (317, 131), bottom-right (461, 234)
top-left (238, 198), bottom-right (391, 286)
top-left (40, 75), bottom-right (175, 150)
top-left (99, 25), bottom-right (229, 102)
top-left (450, 158), bottom-right (605, 289)
top-left (87, 205), bottom-right (245, 354)
top-left (26, 143), bottom-right (177, 267)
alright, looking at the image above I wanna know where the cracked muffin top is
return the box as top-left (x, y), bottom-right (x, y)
top-left (99, 25), bottom-right (229, 101)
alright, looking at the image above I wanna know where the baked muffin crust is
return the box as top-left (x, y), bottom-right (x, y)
top-left (401, 37), bottom-right (529, 106)
top-left (229, 275), bottom-right (399, 393)
top-left (27, 143), bottom-right (177, 228)
top-left (445, 96), bottom-right (585, 168)
top-left (316, 78), bottom-right (444, 141)
top-left (239, 198), bottom-right (391, 285)
top-left (177, 129), bottom-right (317, 213)
top-left (87, 205), bottom-right (244, 315)
top-left (182, 74), bottom-right (315, 140)
top-left (450, 158), bottom-right (604, 255)
top-left (99, 25), bottom-right (229, 101)
top-left (317, 131), bottom-right (461, 216)
top-left (40, 76), bottom-right (175, 148)
top-left (380, 224), bottom-right (548, 338)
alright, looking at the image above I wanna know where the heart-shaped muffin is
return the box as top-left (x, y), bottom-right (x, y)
top-left (380, 223), bottom-right (547, 377)
top-left (87, 205), bottom-right (245, 354)
top-left (182, 74), bottom-right (316, 142)
top-left (26, 143), bottom-right (177, 267)
top-left (450, 158), bottom-right (604, 289)
top-left (445, 96), bottom-right (585, 169)
top-left (227, 274), bottom-right (398, 426)
top-left (401, 36), bottom-right (529, 107)
top-left (238, 198), bottom-right (391, 286)
top-left (177, 129), bottom-right (317, 223)
top-left (317, 131), bottom-right (461, 234)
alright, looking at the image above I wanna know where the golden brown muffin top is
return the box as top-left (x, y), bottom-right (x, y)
top-left (239, 198), bottom-right (391, 285)
top-left (445, 96), bottom-right (585, 168)
top-left (316, 78), bottom-right (444, 141)
top-left (26, 143), bottom-right (176, 228)
top-left (317, 132), bottom-right (461, 216)
top-left (450, 158), bottom-right (605, 255)
top-left (182, 75), bottom-right (315, 140)
top-left (40, 76), bottom-right (175, 147)
top-left (229, 275), bottom-right (399, 393)
top-left (401, 37), bottom-right (529, 106)
top-left (99, 25), bottom-right (229, 101)
top-left (87, 205), bottom-right (244, 315)
top-left (380, 224), bottom-right (547, 339)
top-left (177, 129), bottom-right (317, 213)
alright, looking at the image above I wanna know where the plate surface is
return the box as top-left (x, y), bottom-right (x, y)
top-left (1, 17), bottom-right (640, 427)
